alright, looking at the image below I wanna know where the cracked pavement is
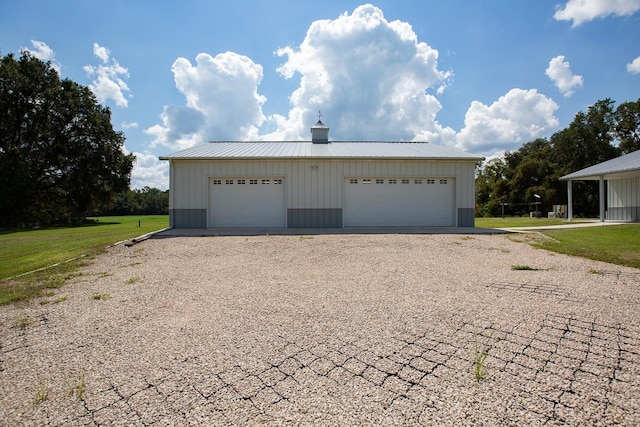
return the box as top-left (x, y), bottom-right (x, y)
top-left (1, 233), bottom-right (639, 425)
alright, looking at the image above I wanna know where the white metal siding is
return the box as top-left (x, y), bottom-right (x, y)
top-left (208, 177), bottom-right (285, 227)
top-left (343, 177), bottom-right (455, 226)
top-left (608, 177), bottom-right (639, 208)
top-left (171, 159), bottom-right (476, 226)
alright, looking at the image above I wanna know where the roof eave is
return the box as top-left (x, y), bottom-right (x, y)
top-left (159, 156), bottom-right (484, 161)
top-left (561, 168), bottom-right (640, 181)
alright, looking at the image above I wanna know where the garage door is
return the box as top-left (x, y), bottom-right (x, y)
top-left (343, 177), bottom-right (455, 226)
top-left (209, 178), bottom-right (285, 227)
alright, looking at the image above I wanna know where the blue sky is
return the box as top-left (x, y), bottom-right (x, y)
top-left (2, 0), bottom-right (639, 189)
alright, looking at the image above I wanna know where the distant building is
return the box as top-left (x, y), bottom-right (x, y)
top-left (159, 119), bottom-right (483, 229)
top-left (561, 149), bottom-right (640, 222)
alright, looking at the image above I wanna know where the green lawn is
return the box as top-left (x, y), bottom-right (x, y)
top-left (476, 218), bottom-right (639, 269)
top-left (475, 217), bottom-right (588, 228)
top-left (533, 224), bottom-right (640, 269)
top-left (0, 216), bottom-right (168, 281)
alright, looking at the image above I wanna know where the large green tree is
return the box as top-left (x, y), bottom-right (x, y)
top-left (550, 99), bottom-right (620, 175)
top-left (0, 52), bottom-right (134, 226)
top-left (614, 99), bottom-right (640, 154)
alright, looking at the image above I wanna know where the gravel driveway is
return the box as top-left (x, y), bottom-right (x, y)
top-left (1, 233), bottom-right (639, 425)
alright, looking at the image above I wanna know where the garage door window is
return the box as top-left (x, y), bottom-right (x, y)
top-left (213, 179), bottom-right (222, 185)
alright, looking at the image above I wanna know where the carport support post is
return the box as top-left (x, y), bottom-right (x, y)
top-left (599, 175), bottom-right (605, 222)
top-left (567, 180), bottom-right (573, 222)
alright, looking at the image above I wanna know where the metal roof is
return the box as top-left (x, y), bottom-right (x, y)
top-left (159, 141), bottom-right (483, 161)
top-left (560, 149), bottom-right (640, 180)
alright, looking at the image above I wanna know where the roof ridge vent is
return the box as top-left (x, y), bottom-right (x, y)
top-left (311, 111), bottom-right (329, 144)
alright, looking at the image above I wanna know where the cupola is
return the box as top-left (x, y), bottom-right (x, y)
top-left (311, 111), bottom-right (329, 144)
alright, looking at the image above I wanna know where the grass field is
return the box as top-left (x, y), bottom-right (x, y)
top-left (0, 215), bottom-right (168, 304)
top-left (475, 217), bottom-right (584, 228)
top-left (475, 217), bottom-right (640, 269)
top-left (0, 216), bottom-right (168, 281)
top-left (532, 224), bottom-right (640, 269)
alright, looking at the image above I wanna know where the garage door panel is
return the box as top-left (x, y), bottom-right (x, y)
top-left (344, 178), bottom-right (454, 226)
top-left (209, 178), bottom-right (285, 227)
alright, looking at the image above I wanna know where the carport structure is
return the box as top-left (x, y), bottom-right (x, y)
top-left (560, 150), bottom-right (640, 222)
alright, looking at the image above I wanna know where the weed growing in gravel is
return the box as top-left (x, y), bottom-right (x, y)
top-left (39, 290), bottom-right (57, 304)
top-left (53, 296), bottom-right (68, 304)
top-left (511, 264), bottom-right (540, 271)
top-left (589, 268), bottom-right (604, 275)
top-left (92, 293), bottom-right (110, 300)
top-left (97, 272), bottom-right (112, 279)
top-left (34, 380), bottom-right (48, 405)
top-left (473, 334), bottom-right (489, 382)
top-left (12, 314), bottom-right (32, 329)
top-left (125, 277), bottom-right (142, 285)
top-left (66, 372), bottom-right (86, 400)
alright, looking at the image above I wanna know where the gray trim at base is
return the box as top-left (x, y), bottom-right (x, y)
top-left (170, 209), bottom-right (207, 229)
top-left (287, 208), bottom-right (343, 228)
top-left (607, 206), bottom-right (639, 222)
top-left (457, 208), bottom-right (475, 227)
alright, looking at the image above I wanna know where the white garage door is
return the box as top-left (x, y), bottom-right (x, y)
top-left (209, 178), bottom-right (285, 227)
top-left (343, 177), bottom-right (455, 226)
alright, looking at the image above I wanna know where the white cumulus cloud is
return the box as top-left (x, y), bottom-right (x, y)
top-left (627, 56), bottom-right (640, 74)
top-left (456, 88), bottom-right (560, 155)
top-left (554, 0), bottom-right (640, 27)
top-left (121, 121), bottom-right (139, 130)
top-left (146, 52), bottom-right (266, 150)
top-left (147, 3), bottom-right (562, 168)
top-left (129, 150), bottom-right (169, 190)
top-left (546, 55), bottom-right (584, 97)
top-left (22, 40), bottom-right (61, 73)
top-left (83, 43), bottom-right (131, 107)
top-left (267, 4), bottom-right (454, 142)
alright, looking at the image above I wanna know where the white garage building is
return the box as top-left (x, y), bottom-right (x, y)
top-left (159, 121), bottom-right (483, 229)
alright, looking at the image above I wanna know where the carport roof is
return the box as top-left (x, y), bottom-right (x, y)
top-left (560, 149), bottom-right (640, 180)
top-left (159, 141), bottom-right (483, 161)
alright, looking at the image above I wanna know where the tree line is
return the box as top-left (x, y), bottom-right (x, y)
top-left (476, 98), bottom-right (640, 218)
top-left (97, 187), bottom-right (169, 216)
